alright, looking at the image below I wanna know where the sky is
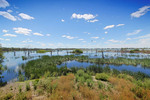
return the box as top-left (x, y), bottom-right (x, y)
top-left (0, 0), bottom-right (150, 48)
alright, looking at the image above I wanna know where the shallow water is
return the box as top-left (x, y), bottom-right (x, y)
top-left (1, 50), bottom-right (150, 82)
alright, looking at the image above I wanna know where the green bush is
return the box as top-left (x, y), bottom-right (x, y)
top-left (26, 82), bottom-right (30, 91)
top-left (97, 81), bottom-right (104, 89)
top-left (86, 79), bottom-right (94, 88)
top-left (18, 74), bottom-right (24, 82)
top-left (72, 49), bottom-right (83, 53)
top-left (77, 70), bottom-right (84, 77)
top-left (95, 73), bottom-right (109, 81)
top-left (36, 50), bottom-right (48, 53)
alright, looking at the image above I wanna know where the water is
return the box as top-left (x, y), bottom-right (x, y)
top-left (1, 50), bottom-right (150, 82)
top-left (57, 60), bottom-right (150, 75)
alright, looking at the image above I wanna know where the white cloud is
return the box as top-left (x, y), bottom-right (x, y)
top-left (19, 13), bottom-right (34, 20)
top-left (46, 34), bottom-right (51, 36)
top-left (134, 33), bottom-right (150, 39)
top-left (108, 39), bottom-right (119, 43)
top-left (71, 13), bottom-right (97, 20)
top-left (33, 33), bottom-right (44, 36)
top-left (13, 27), bottom-right (32, 35)
top-left (84, 32), bottom-right (91, 34)
top-left (0, 0), bottom-right (9, 8)
top-left (91, 37), bottom-right (99, 39)
top-left (127, 29), bottom-right (141, 36)
top-left (0, 38), bottom-right (10, 41)
top-left (131, 6), bottom-right (150, 18)
top-left (2, 29), bottom-right (8, 33)
top-left (116, 24), bottom-right (125, 27)
top-left (104, 25), bottom-right (115, 29)
top-left (105, 31), bottom-right (108, 34)
top-left (3, 34), bottom-right (17, 37)
top-left (62, 35), bottom-right (76, 39)
top-left (82, 41), bottom-right (86, 43)
top-left (87, 19), bottom-right (98, 23)
top-left (7, 9), bottom-right (12, 13)
top-left (61, 19), bottom-right (65, 22)
top-left (0, 11), bottom-right (17, 21)
top-left (102, 38), bottom-right (104, 39)
top-left (78, 39), bottom-right (84, 41)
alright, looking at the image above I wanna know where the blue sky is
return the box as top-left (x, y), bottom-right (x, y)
top-left (0, 0), bottom-right (150, 48)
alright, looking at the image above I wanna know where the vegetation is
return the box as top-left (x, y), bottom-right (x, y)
top-left (0, 45), bottom-right (6, 86)
top-left (130, 49), bottom-right (140, 53)
top-left (72, 49), bottom-right (83, 53)
top-left (0, 68), bottom-right (150, 99)
top-left (95, 73), bottom-right (109, 81)
top-left (36, 50), bottom-right (49, 53)
top-left (1, 53), bottom-right (150, 99)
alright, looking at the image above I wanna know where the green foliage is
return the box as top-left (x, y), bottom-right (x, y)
top-left (32, 79), bottom-right (39, 90)
top-left (103, 66), bottom-right (111, 73)
top-left (72, 49), bottom-right (83, 53)
top-left (2, 93), bottom-right (13, 100)
top-left (26, 82), bottom-right (30, 91)
top-left (130, 49), bottom-right (140, 53)
top-left (95, 73), bottom-right (109, 81)
top-left (16, 92), bottom-right (27, 100)
top-left (86, 79), bottom-right (94, 88)
top-left (24, 55), bottom-right (88, 79)
top-left (112, 69), bottom-right (120, 76)
top-left (77, 69), bottom-right (84, 77)
top-left (19, 85), bottom-right (22, 93)
top-left (36, 50), bottom-right (48, 53)
top-left (22, 56), bottom-right (27, 60)
top-left (18, 74), bottom-right (24, 82)
top-left (75, 69), bottom-right (92, 85)
top-left (97, 81), bottom-right (104, 89)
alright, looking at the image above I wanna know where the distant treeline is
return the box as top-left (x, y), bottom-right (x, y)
top-left (2, 47), bottom-right (150, 52)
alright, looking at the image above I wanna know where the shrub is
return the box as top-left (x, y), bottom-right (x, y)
top-left (72, 49), bottom-right (83, 53)
top-left (77, 70), bottom-right (84, 77)
top-left (26, 82), bottom-right (30, 91)
top-left (95, 73), bottom-right (109, 81)
top-left (32, 79), bottom-right (39, 90)
top-left (19, 85), bottom-right (22, 93)
top-left (36, 50), bottom-right (48, 53)
top-left (3, 93), bottom-right (13, 100)
top-left (18, 74), bottom-right (24, 82)
top-left (86, 79), bottom-right (94, 88)
top-left (97, 81), bottom-right (104, 89)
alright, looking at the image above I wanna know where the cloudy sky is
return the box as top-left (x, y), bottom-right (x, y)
top-left (0, 0), bottom-right (150, 48)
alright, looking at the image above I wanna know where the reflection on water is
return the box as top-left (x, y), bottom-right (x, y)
top-left (2, 50), bottom-right (150, 82)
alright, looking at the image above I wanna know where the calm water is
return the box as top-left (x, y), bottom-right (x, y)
top-left (1, 50), bottom-right (150, 82)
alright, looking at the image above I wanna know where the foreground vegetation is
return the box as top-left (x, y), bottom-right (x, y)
top-left (1, 68), bottom-right (150, 100)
